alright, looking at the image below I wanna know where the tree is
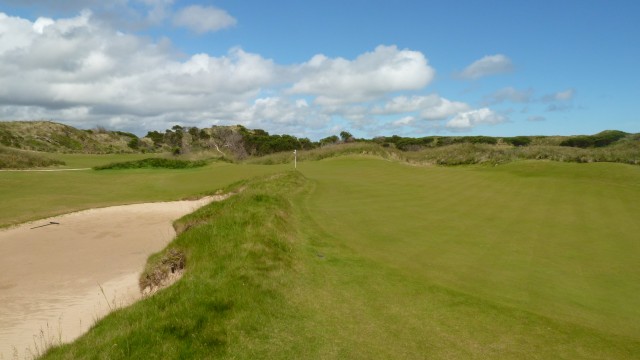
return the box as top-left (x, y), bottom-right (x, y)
top-left (340, 131), bottom-right (354, 142)
top-left (319, 135), bottom-right (339, 146)
top-left (145, 131), bottom-right (164, 147)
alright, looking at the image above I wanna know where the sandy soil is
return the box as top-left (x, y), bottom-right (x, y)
top-left (0, 196), bottom-right (223, 358)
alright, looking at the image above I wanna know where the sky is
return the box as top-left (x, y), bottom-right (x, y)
top-left (0, 1), bottom-right (638, 139)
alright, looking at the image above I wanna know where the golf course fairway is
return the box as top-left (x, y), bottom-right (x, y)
top-left (4, 156), bottom-right (638, 358)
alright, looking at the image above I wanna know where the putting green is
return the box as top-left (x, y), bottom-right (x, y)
top-left (300, 157), bottom-right (640, 339)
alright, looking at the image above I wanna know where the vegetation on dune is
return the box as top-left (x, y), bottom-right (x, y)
top-left (559, 130), bottom-right (629, 148)
top-left (244, 142), bottom-right (403, 165)
top-left (0, 121), bottom-right (142, 154)
top-left (0, 146), bottom-right (65, 169)
top-left (245, 136), bottom-right (640, 166)
top-left (1, 120), bottom-right (638, 167)
top-left (93, 158), bottom-right (208, 170)
top-left (144, 124), bottom-right (316, 158)
top-left (405, 139), bottom-right (640, 165)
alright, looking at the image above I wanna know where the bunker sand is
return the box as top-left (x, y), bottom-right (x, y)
top-left (0, 196), bottom-right (221, 357)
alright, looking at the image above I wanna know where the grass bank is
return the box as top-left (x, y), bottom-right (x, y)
top-left (41, 159), bottom-right (640, 359)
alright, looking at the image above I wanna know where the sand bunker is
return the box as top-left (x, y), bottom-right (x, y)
top-left (0, 196), bottom-right (222, 358)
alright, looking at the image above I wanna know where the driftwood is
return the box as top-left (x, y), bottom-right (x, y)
top-left (30, 221), bottom-right (60, 229)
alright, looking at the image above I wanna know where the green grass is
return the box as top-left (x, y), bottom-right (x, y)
top-left (37, 157), bottom-right (640, 359)
top-left (0, 161), bottom-right (289, 227)
top-left (301, 158), bottom-right (640, 340)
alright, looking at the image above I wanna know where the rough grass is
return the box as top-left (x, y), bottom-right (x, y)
top-left (0, 146), bottom-right (65, 169)
top-left (39, 160), bottom-right (640, 359)
top-left (94, 158), bottom-right (208, 170)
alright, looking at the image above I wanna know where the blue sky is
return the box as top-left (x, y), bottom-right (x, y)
top-left (0, 1), bottom-right (638, 139)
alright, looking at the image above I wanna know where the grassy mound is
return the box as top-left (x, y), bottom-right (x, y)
top-left (0, 121), bottom-right (140, 154)
top-left (0, 146), bottom-right (65, 169)
top-left (94, 158), bottom-right (208, 170)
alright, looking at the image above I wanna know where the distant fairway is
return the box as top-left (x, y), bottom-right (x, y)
top-left (4, 155), bottom-right (638, 358)
top-left (0, 157), bottom-right (288, 227)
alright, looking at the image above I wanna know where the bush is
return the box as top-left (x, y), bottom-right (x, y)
top-left (94, 158), bottom-right (208, 170)
top-left (504, 136), bottom-right (532, 147)
top-left (560, 130), bottom-right (628, 148)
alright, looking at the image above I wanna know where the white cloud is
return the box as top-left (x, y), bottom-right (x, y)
top-left (373, 95), bottom-right (470, 120)
top-left (137, 0), bottom-right (174, 24)
top-left (290, 45), bottom-right (435, 105)
top-left (458, 54), bottom-right (513, 80)
top-left (446, 108), bottom-right (506, 130)
top-left (527, 115), bottom-right (546, 122)
top-left (555, 89), bottom-right (575, 101)
top-left (542, 88), bottom-right (575, 102)
top-left (373, 95), bottom-right (440, 114)
top-left (485, 87), bottom-right (532, 104)
top-left (0, 11), bottom-right (499, 138)
top-left (392, 116), bottom-right (415, 126)
top-left (0, 11), bottom-right (276, 131)
top-left (172, 5), bottom-right (236, 33)
top-left (420, 98), bottom-right (470, 120)
top-left (32, 17), bottom-right (54, 34)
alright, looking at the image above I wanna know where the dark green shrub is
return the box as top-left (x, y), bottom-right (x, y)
top-left (94, 158), bottom-right (207, 170)
top-left (127, 138), bottom-right (140, 149)
top-left (504, 136), bottom-right (532, 147)
top-left (560, 130), bottom-right (628, 148)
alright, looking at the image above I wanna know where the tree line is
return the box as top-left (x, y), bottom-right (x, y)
top-left (128, 125), bottom-right (632, 158)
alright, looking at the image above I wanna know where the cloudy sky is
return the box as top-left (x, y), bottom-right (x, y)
top-left (0, 1), bottom-right (638, 139)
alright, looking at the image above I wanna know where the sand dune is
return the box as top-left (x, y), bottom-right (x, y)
top-left (0, 196), bottom-right (221, 358)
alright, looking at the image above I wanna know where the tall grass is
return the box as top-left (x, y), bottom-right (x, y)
top-left (0, 146), bottom-right (65, 169)
top-left (246, 140), bottom-right (640, 167)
